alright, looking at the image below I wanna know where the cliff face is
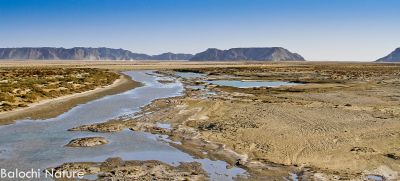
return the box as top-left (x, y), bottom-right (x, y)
top-left (376, 48), bottom-right (400, 62)
top-left (190, 47), bottom-right (305, 61)
top-left (0, 47), bottom-right (193, 60)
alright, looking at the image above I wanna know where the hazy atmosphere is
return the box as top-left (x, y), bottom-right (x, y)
top-left (0, 0), bottom-right (399, 61)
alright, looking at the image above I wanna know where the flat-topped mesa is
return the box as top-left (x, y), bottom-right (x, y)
top-left (190, 47), bottom-right (305, 61)
top-left (0, 47), bottom-right (194, 60)
top-left (376, 48), bottom-right (400, 62)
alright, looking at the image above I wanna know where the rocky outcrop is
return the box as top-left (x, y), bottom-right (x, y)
top-left (0, 47), bottom-right (193, 60)
top-left (66, 137), bottom-right (109, 147)
top-left (49, 157), bottom-right (207, 180)
top-left (68, 122), bottom-right (124, 132)
top-left (190, 47), bottom-right (305, 61)
top-left (376, 48), bottom-right (400, 62)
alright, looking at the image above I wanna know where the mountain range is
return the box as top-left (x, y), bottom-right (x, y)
top-left (190, 47), bottom-right (304, 61)
top-left (0, 47), bottom-right (193, 60)
top-left (3, 47), bottom-right (400, 62)
top-left (376, 48), bottom-right (400, 62)
top-left (0, 47), bottom-right (306, 61)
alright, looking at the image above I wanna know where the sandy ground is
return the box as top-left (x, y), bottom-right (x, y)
top-left (2, 61), bottom-right (400, 180)
top-left (155, 65), bottom-right (399, 180)
top-left (68, 63), bottom-right (400, 180)
top-left (0, 73), bottom-right (140, 125)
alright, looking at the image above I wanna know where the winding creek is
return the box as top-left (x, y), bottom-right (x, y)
top-left (0, 71), bottom-right (247, 181)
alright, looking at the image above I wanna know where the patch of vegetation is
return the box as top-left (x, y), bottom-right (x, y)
top-left (173, 63), bottom-right (400, 82)
top-left (0, 68), bottom-right (119, 112)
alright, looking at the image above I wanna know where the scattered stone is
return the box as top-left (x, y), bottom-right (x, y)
top-left (66, 137), bottom-right (109, 147)
top-left (68, 122), bottom-right (124, 132)
top-left (385, 153), bottom-right (400, 160)
top-left (350, 147), bottom-right (375, 154)
top-left (158, 79), bottom-right (176, 84)
top-left (198, 123), bottom-right (219, 131)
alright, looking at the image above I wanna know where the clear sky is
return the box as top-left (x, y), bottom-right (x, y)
top-left (0, 0), bottom-right (399, 61)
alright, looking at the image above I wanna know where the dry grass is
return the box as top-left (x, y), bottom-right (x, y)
top-left (0, 67), bottom-right (119, 112)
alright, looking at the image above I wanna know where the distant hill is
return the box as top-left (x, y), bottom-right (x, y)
top-left (190, 47), bottom-right (305, 61)
top-left (0, 47), bottom-right (193, 60)
top-left (376, 48), bottom-right (400, 62)
top-left (0, 47), bottom-right (307, 61)
top-left (150, 52), bottom-right (193, 60)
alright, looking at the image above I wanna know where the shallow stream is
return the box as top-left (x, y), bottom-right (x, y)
top-left (0, 71), bottom-right (246, 181)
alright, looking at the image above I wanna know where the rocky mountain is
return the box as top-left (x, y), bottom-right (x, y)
top-left (0, 47), bottom-right (193, 60)
top-left (190, 47), bottom-right (305, 61)
top-left (376, 48), bottom-right (400, 62)
top-left (0, 47), bottom-right (306, 61)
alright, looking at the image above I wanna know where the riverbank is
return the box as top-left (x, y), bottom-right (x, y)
top-left (0, 73), bottom-right (140, 125)
top-left (65, 65), bottom-right (400, 180)
top-left (0, 71), bottom-right (247, 181)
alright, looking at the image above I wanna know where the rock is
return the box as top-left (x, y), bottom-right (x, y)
top-left (198, 123), bottom-right (220, 131)
top-left (350, 147), bottom-right (375, 154)
top-left (68, 122), bottom-right (124, 132)
top-left (385, 153), bottom-right (400, 160)
top-left (47, 162), bottom-right (100, 176)
top-left (0, 47), bottom-right (194, 60)
top-left (66, 137), bottom-right (109, 147)
top-left (51, 158), bottom-right (208, 180)
top-left (190, 47), bottom-right (305, 61)
top-left (376, 48), bottom-right (400, 62)
top-left (157, 79), bottom-right (176, 84)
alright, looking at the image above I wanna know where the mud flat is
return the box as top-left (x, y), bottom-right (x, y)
top-left (1, 62), bottom-right (399, 180)
top-left (0, 71), bottom-right (247, 181)
top-left (82, 64), bottom-right (400, 180)
top-left (173, 64), bottom-right (400, 180)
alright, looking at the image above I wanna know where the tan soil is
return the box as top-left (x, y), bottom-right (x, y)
top-left (164, 64), bottom-right (400, 180)
top-left (71, 63), bottom-right (400, 180)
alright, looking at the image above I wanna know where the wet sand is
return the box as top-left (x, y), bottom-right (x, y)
top-left (0, 73), bottom-right (140, 125)
top-left (77, 65), bottom-right (399, 180)
top-left (163, 65), bottom-right (400, 180)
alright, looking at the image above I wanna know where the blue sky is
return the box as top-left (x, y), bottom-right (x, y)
top-left (0, 0), bottom-right (399, 61)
